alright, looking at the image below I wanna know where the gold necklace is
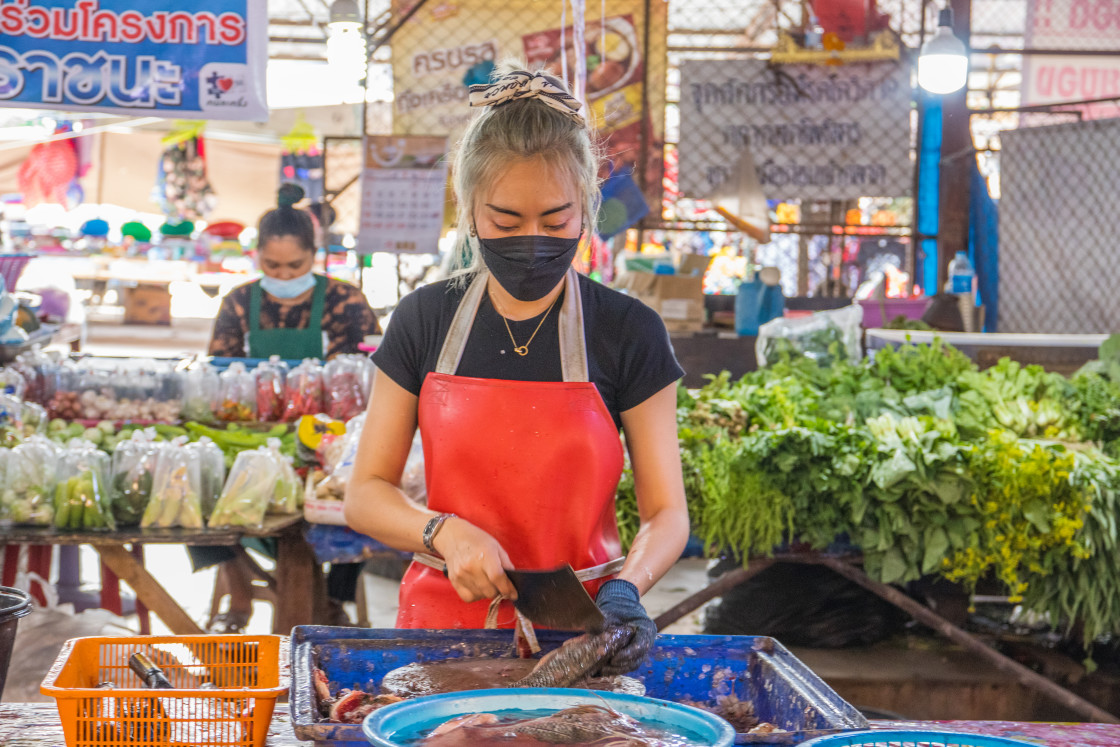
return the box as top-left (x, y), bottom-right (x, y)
top-left (493, 295), bottom-right (558, 357)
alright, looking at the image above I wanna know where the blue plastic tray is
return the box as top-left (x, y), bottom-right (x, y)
top-left (800, 730), bottom-right (1035, 746)
top-left (363, 688), bottom-right (737, 747)
top-left (289, 627), bottom-right (868, 747)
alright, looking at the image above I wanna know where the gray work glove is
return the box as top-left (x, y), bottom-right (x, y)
top-left (593, 579), bottom-right (657, 675)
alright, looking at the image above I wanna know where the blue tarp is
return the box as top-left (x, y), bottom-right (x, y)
top-left (916, 94), bottom-right (942, 295)
top-left (970, 167), bottom-right (1000, 331)
top-left (915, 93), bottom-right (1000, 329)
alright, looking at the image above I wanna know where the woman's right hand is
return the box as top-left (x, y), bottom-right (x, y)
top-left (433, 517), bottom-right (518, 603)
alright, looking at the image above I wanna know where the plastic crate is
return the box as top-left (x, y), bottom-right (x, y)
top-left (290, 627), bottom-right (868, 747)
top-left (41, 635), bottom-right (287, 747)
top-left (0, 253), bottom-right (33, 292)
top-left (800, 730), bottom-right (1036, 746)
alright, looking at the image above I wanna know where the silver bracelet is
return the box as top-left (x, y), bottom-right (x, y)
top-left (422, 513), bottom-right (456, 555)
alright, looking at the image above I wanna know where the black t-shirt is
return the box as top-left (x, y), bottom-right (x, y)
top-left (373, 273), bottom-right (684, 429)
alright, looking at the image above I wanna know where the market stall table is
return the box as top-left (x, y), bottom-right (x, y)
top-left (0, 516), bottom-right (327, 635)
top-left (2, 704), bottom-right (1120, 746)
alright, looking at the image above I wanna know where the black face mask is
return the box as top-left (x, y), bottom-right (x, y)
top-left (478, 234), bottom-right (580, 302)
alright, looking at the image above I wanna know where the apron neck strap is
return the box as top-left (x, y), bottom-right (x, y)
top-left (249, 280), bottom-right (263, 332)
top-left (308, 275), bottom-right (328, 331)
top-left (435, 269), bottom-right (588, 382)
top-left (557, 268), bottom-right (588, 382)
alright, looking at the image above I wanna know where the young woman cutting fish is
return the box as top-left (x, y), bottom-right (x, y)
top-left (344, 63), bottom-right (689, 674)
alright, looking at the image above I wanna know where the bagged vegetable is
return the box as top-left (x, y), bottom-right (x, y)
top-left (270, 440), bottom-right (302, 515)
top-left (54, 440), bottom-right (114, 531)
top-left (1, 435), bottom-right (59, 526)
top-left (216, 361), bottom-right (256, 422)
top-left (186, 436), bottom-right (226, 520)
top-left (0, 367), bottom-right (26, 397)
top-left (20, 401), bottom-right (47, 437)
top-left (255, 356), bottom-right (288, 422)
top-left (110, 430), bottom-right (161, 525)
top-left (208, 444), bottom-right (283, 529)
top-left (283, 358), bottom-right (323, 421)
top-left (142, 437), bottom-right (205, 529)
top-left (182, 362), bottom-right (220, 421)
top-left (12, 345), bottom-right (60, 405)
top-left (756, 304), bottom-right (864, 367)
top-left (323, 356), bottom-right (366, 421)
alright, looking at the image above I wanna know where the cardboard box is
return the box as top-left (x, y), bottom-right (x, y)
top-left (677, 253), bottom-right (712, 277)
top-left (122, 283), bottom-right (172, 325)
top-left (616, 271), bottom-right (705, 326)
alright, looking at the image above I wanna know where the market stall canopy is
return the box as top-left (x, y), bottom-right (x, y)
top-left (83, 130), bottom-right (281, 225)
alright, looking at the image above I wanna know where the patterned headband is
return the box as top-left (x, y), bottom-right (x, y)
top-left (468, 70), bottom-right (584, 123)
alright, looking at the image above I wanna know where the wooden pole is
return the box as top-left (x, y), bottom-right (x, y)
top-left (96, 544), bottom-right (204, 635)
top-left (652, 559), bottom-right (774, 630)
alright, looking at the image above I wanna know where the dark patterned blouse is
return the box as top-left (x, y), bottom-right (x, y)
top-left (208, 275), bottom-right (382, 359)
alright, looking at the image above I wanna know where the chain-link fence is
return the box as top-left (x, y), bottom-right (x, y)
top-left (319, 0), bottom-right (1119, 309)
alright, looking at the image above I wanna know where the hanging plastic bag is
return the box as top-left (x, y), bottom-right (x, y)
top-left (208, 444), bottom-right (283, 529)
top-left (254, 356), bottom-right (288, 423)
top-left (54, 439), bottom-right (114, 531)
top-left (109, 430), bottom-right (161, 526)
top-left (283, 358), bottom-right (324, 421)
top-left (756, 304), bottom-right (864, 368)
top-left (142, 437), bottom-right (204, 529)
top-left (186, 436), bottom-right (226, 521)
top-left (1, 436), bottom-right (59, 526)
top-left (182, 362), bottom-right (220, 422)
top-left (323, 356), bottom-right (366, 421)
top-left (217, 361), bottom-right (256, 422)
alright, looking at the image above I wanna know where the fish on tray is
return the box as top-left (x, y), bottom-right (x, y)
top-left (511, 627), bottom-right (632, 688)
top-left (317, 627), bottom-right (639, 724)
top-left (420, 703), bottom-right (688, 746)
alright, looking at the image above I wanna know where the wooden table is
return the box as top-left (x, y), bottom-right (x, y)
top-left (4, 703), bottom-right (1120, 746)
top-left (0, 516), bottom-right (328, 635)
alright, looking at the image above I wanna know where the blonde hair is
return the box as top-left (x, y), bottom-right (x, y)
top-left (448, 61), bottom-right (601, 281)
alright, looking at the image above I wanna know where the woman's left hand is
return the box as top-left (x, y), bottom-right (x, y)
top-left (434, 516), bottom-right (519, 603)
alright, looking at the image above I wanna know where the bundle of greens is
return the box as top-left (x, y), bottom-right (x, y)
top-left (619, 336), bottom-right (1120, 642)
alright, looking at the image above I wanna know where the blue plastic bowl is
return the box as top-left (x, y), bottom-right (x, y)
top-left (362, 687), bottom-right (737, 747)
top-left (799, 730), bottom-right (1036, 746)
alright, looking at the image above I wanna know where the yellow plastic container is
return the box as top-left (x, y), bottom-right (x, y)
top-left (41, 635), bottom-right (286, 747)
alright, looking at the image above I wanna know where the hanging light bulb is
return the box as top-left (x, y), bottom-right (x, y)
top-left (918, 8), bottom-right (968, 94)
top-left (328, 0), bottom-right (362, 31)
top-left (327, 28), bottom-right (367, 89)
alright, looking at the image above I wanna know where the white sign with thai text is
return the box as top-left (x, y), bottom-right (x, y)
top-left (677, 59), bottom-right (913, 201)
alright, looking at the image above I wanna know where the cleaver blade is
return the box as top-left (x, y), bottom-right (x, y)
top-left (506, 564), bottom-right (606, 632)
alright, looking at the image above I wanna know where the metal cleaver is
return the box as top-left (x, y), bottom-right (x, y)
top-left (505, 564), bottom-right (606, 631)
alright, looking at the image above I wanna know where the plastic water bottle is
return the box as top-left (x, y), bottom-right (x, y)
top-left (804, 14), bottom-right (823, 48)
top-left (947, 251), bottom-right (975, 297)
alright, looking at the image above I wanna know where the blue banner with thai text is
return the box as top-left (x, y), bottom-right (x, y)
top-left (0, 0), bottom-right (269, 120)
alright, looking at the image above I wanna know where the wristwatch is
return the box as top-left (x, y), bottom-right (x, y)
top-left (422, 512), bottom-right (456, 555)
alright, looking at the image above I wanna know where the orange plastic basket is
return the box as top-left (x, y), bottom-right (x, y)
top-left (40, 635), bottom-right (287, 747)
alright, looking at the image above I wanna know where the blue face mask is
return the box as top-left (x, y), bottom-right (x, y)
top-left (260, 271), bottom-right (316, 299)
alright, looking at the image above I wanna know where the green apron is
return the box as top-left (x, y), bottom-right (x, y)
top-left (247, 275), bottom-right (327, 360)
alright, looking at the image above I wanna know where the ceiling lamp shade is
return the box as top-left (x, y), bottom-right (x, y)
top-left (329, 0), bottom-right (362, 31)
top-left (917, 8), bottom-right (968, 94)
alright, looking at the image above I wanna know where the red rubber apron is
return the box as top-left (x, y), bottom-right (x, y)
top-left (397, 268), bottom-right (626, 629)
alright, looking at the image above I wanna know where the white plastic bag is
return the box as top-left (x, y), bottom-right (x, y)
top-left (756, 304), bottom-right (864, 367)
top-left (142, 437), bottom-right (205, 529)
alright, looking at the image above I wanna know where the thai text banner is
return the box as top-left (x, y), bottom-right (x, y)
top-left (678, 59), bottom-right (913, 201)
top-left (0, 0), bottom-right (268, 120)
